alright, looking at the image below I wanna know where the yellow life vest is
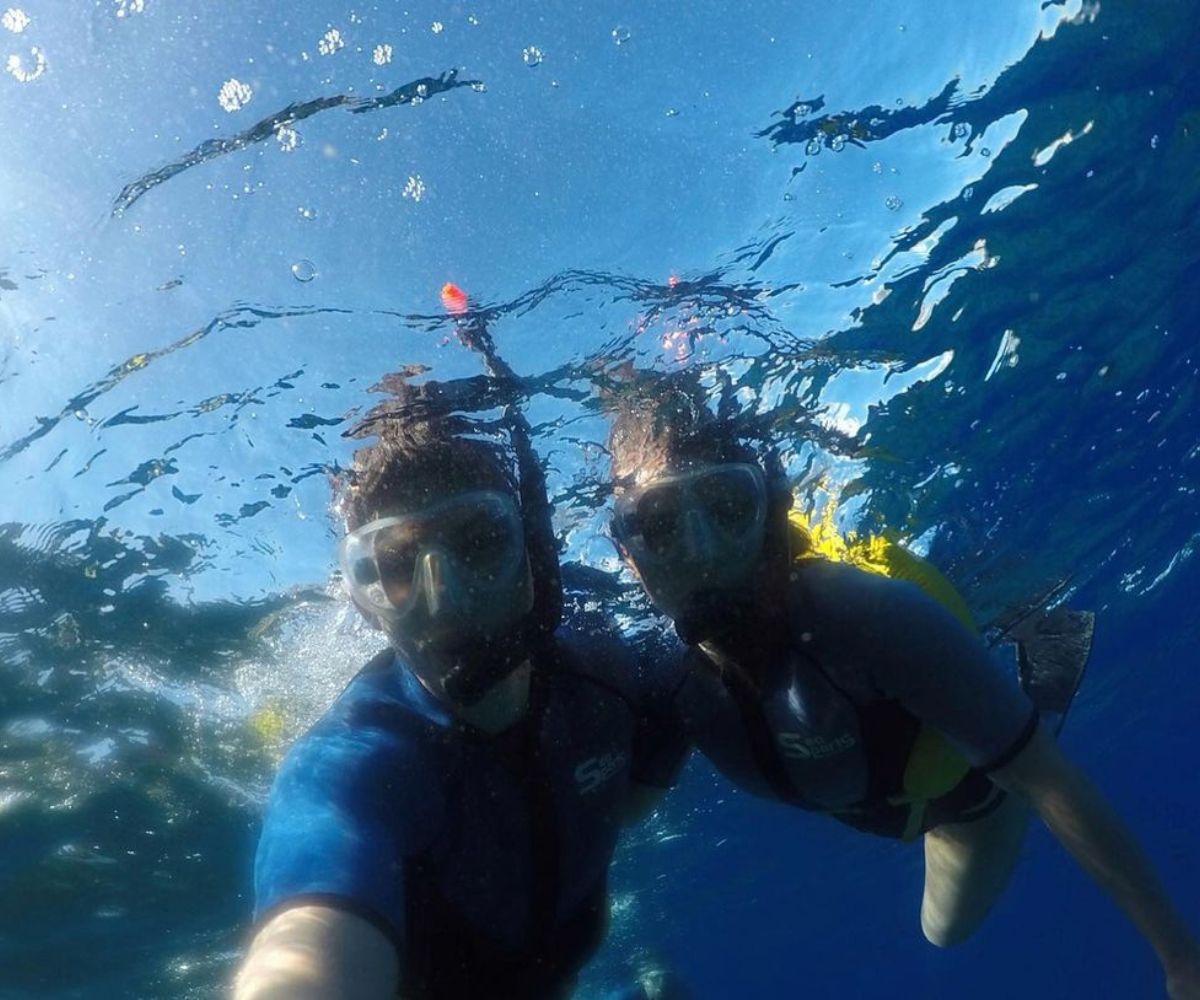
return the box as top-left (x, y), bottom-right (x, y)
top-left (789, 507), bottom-right (974, 840)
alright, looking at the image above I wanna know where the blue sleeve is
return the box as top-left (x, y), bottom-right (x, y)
top-left (629, 634), bottom-right (692, 789)
top-left (804, 562), bottom-right (1037, 770)
top-left (253, 717), bottom-right (424, 950)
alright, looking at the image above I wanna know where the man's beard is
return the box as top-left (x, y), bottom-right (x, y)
top-left (387, 619), bottom-right (533, 707)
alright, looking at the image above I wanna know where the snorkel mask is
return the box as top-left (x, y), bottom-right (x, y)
top-left (612, 463), bottom-right (768, 641)
top-left (340, 490), bottom-right (535, 704)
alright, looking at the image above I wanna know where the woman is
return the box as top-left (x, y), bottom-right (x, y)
top-left (606, 378), bottom-right (1199, 998)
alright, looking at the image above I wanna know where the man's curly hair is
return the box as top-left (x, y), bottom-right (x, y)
top-left (333, 374), bottom-right (516, 530)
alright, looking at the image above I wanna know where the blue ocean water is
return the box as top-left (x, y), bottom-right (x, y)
top-left (1, 1), bottom-right (1197, 997)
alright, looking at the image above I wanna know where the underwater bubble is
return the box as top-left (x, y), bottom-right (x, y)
top-left (275, 125), bottom-right (301, 152)
top-left (297, 206), bottom-right (317, 221)
top-left (372, 43), bottom-right (392, 66)
top-left (980, 147), bottom-right (992, 158)
top-left (805, 138), bottom-right (821, 156)
top-left (1150, 134), bottom-right (1159, 149)
top-left (291, 260), bottom-right (317, 283)
top-left (5, 45), bottom-right (45, 82)
top-left (872, 161), bottom-right (883, 173)
top-left (431, 21), bottom-right (444, 34)
top-left (830, 134), bottom-right (846, 152)
top-left (115, 0), bottom-right (145, 15)
top-left (612, 25), bottom-right (631, 45)
top-left (317, 29), bottom-right (344, 56)
top-left (402, 175), bottom-right (425, 201)
top-left (794, 103), bottom-right (812, 117)
top-left (885, 195), bottom-right (903, 211)
top-left (664, 107), bottom-right (678, 118)
top-left (467, 14), bottom-right (479, 26)
top-left (952, 122), bottom-right (969, 139)
top-left (2, 8), bottom-right (30, 32)
top-left (522, 45), bottom-right (543, 67)
top-left (470, 81), bottom-right (487, 93)
top-left (217, 78), bottom-right (252, 112)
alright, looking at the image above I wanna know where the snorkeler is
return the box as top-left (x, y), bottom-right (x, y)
top-left (605, 377), bottom-right (1200, 998)
top-left (235, 405), bottom-right (685, 1000)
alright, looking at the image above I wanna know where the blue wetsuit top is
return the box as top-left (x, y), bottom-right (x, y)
top-left (657, 560), bottom-right (1038, 835)
top-left (254, 618), bottom-right (686, 999)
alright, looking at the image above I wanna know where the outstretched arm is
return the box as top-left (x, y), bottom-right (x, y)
top-left (236, 905), bottom-right (399, 1000)
top-left (992, 728), bottom-right (1200, 998)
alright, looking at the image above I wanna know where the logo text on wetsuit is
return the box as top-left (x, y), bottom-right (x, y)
top-left (776, 731), bottom-right (856, 760)
top-left (574, 751), bottom-right (628, 795)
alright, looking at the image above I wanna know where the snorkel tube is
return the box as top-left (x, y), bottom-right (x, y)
top-left (434, 283), bottom-right (562, 701)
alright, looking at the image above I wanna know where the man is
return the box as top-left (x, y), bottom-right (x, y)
top-left (236, 412), bottom-right (683, 1000)
top-left (605, 378), bottom-right (1200, 998)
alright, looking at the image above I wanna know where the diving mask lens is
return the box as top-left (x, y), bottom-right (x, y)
top-left (634, 483), bottom-right (685, 557)
top-left (620, 464), bottom-right (767, 562)
top-left (340, 491), bottom-right (526, 620)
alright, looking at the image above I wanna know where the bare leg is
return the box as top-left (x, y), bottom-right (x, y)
top-left (921, 793), bottom-right (1031, 947)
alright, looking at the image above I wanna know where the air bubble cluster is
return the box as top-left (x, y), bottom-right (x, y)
top-left (522, 46), bottom-right (543, 67)
top-left (318, 29), bottom-right (344, 56)
top-left (217, 78), bottom-right (252, 112)
top-left (275, 126), bottom-right (301, 152)
top-left (403, 175), bottom-right (426, 201)
top-left (2, 7), bottom-right (30, 32)
top-left (5, 44), bottom-right (44, 81)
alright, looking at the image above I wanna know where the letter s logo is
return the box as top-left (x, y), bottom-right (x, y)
top-left (776, 733), bottom-right (813, 760)
top-left (574, 752), bottom-right (627, 795)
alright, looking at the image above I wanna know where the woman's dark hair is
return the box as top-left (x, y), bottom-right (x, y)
top-left (606, 374), bottom-right (768, 486)
top-left (604, 370), bottom-right (801, 558)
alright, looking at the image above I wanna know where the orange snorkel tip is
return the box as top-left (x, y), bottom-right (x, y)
top-left (441, 282), bottom-right (469, 315)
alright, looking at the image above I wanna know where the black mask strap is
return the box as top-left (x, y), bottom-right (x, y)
top-left (455, 315), bottom-right (562, 638)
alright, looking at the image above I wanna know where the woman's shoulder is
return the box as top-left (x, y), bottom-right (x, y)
top-left (788, 556), bottom-right (923, 621)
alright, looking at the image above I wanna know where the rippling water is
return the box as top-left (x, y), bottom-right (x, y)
top-left (2, 1), bottom-right (1198, 997)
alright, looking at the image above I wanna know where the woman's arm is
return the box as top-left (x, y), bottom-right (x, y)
top-left (235, 905), bottom-right (400, 1000)
top-left (992, 728), bottom-right (1200, 998)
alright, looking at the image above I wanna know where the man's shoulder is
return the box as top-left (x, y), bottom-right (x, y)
top-left (279, 651), bottom-right (446, 785)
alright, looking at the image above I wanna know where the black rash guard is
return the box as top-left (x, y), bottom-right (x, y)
top-left (665, 559), bottom-right (1037, 818)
